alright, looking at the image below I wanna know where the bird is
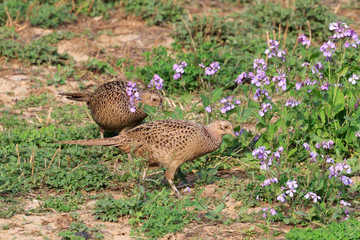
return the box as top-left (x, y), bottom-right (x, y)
top-left (60, 81), bottom-right (163, 138)
top-left (55, 119), bottom-right (236, 197)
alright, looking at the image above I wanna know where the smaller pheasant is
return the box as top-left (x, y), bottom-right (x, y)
top-left (55, 119), bottom-right (236, 197)
top-left (60, 81), bottom-right (162, 138)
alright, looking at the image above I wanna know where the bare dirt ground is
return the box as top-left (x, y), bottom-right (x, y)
top-left (1, 1), bottom-right (359, 239)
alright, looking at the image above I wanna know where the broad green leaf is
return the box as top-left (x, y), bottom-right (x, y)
top-left (210, 87), bottom-right (223, 102)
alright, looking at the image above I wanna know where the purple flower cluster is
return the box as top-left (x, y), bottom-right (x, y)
top-left (329, 22), bottom-right (360, 48)
top-left (219, 96), bottom-right (241, 114)
top-left (285, 98), bottom-right (301, 107)
top-left (315, 140), bottom-right (334, 150)
top-left (265, 40), bottom-right (286, 60)
top-left (272, 73), bottom-right (287, 91)
top-left (340, 200), bottom-right (351, 220)
top-left (205, 62), bottom-right (220, 76)
top-left (173, 61), bottom-right (187, 80)
top-left (253, 146), bottom-right (283, 170)
top-left (262, 207), bottom-right (276, 218)
top-left (277, 179), bottom-right (298, 202)
top-left (304, 192), bottom-right (321, 203)
top-left (126, 81), bottom-right (141, 113)
top-left (235, 72), bottom-right (247, 84)
top-left (260, 177), bottom-right (278, 187)
top-left (320, 40), bottom-right (336, 58)
top-left (254, 88), bottom-right (270, 101)
top-left (259, 103), bottom-right (272, 117)
top-left (311, 62), bottom-right (324, 79)
top-left (298, 34), bottom-right (311, 47)
top-left (328, 159), bottom-right (352, 185)
top-left (148, 74), bottom-right (164, 90)
top-left (295, 78), bottom-right (318, 91)
top-left (348, 74), bottom-right (359, 84)
top-left (249, 59), bottom-right (270, 87)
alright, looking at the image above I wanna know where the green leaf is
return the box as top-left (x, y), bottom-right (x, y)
top-left (329, 87), bottom-right (345, 117)
top-left (210, 87), bottom-right (223, 102)
top-left (338, 65), bottom-right (349, 77)
top-left (200, 95), bottom-right (210, 108)
top-left (214, 203), bottom-right (225, 214)
top-left (287, 148), bottom-right (297, 158)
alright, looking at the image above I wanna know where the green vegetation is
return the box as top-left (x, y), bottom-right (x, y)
top-left (286, 218), bottom-right (360, 239)
top-left (122, 0), bottom-right (184, 26)
top-left (0, 0), bottom-right (114, 28)
top-left (94, 189), bottom-right (197, 238)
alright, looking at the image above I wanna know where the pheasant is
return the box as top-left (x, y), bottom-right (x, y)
top-left (55, 119), bottom-right (236, 197)
top-left (60, 81), bottom-right (162, 138)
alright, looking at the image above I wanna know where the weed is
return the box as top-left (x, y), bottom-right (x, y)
top-left (286, 218), bottom-right (360, 239)
top-left (122, 0), bottom-right (184, 26)
top-left (85, 58), bottom-right (118, 75)
top-left (40, 192), bottom-right (85, 212)
top-left (59, 215), bottom-right (104, 240)
top-left (94, 188), bottom-right (198, 238)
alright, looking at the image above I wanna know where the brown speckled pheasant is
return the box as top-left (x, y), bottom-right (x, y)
top-left (60, 81), bottom-right (162, 138)
top-left (55, 119), bottom-right (236, 197)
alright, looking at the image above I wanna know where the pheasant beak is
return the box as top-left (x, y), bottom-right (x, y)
top-left (229, 130), bottom-right (236, 138)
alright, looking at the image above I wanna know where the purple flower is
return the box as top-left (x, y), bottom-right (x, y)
top-left (235, 72), bottom-right (247, 84)
top-left (148, 74), bottom-right (164, 90)
top-left (286, 188), bottom-right (297, 197)
top-left (302, 62), bottom-right (310, 68)
top-left (253, 58), bottom-right (267, 70)
top-left (259, 103), bottom-right (272, 117)
top-left (295, 82), bottom-right (302, 90)
top-left (320, 40), bottom-right (336, 58)
top-left (272, 73), bottom-right (287, 91)
top-left (285, 98), bottom-right (301, 107)
top-left (355, 99), bottom-right (360, 111)
top-left (304, 192), bottom-right (321, 203)
top-left (205, 106), bottom-right (212, 113)
top-left (260, 177), bottom-right (278, 187)
top-left (321, 82), bottom-right (329, 91)
top-left (356, 131), bottom-right (360, 137)
top-left (286, 180), bottom-right (298, 189)
top-left (340, 200), bottom-right (351, 206)
top-left (126, 81), bottom-right (141, 112)
top-left (303, 142), bottom-right (311, 151)
top-left (309, 151), bottom-right (318, 163)
top-left (252, 146), bottom-right (271, 161)
top-left (265, 40), bottom-right (286, 60)
top-left (328, 159), bottom-right (352, 181)
top-left (219, 96), bottom-right (240, 114)
top-left (173, 61), bottom-right (187, 79)
top-left (348, 74), bottom-right (359, 84)
top-left (298, 35), bottom-right (311, 46)
top-left (254, 88), bottom-right (270, 100)
top-left (262, 207), bottom-right (276, 218)
top-left (199, 63), bottom-right (205, 68)
top-left (205, 61), bottom-right (220, 75)
top-left (270, 209), bottom-right (276, 216)
top-left (339, 176), bottom-right (352, 185)
top-left (277, 193), bottom-right (286, 203)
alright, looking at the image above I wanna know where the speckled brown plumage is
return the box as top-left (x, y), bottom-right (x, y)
top-left (60, 81), bottom-right (162, 137)
top-left (55, 119), bottom-right (236, 197)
